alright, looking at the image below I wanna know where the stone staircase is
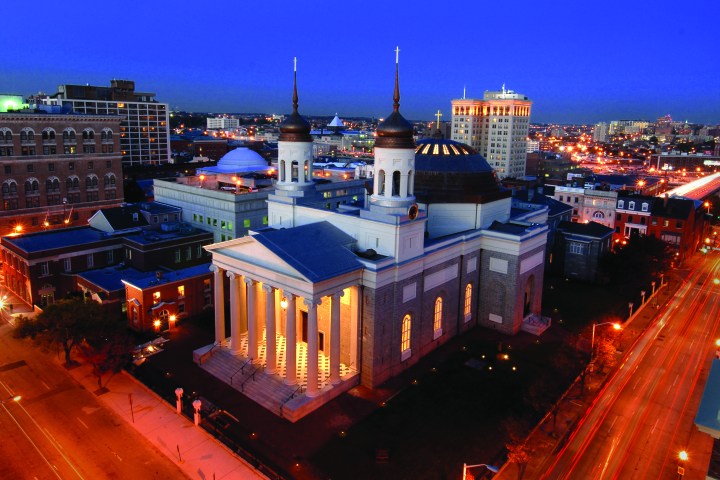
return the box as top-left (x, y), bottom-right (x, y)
top-left (193, 334), bottom-right (360, 421)
top-left (198, 347), bottom-right (297, 414)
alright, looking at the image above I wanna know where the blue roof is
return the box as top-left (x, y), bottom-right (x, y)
top-left (696, 359), bottom-right (720, 437)
top-left (77, 265), bottom-right (149, 293)
top-left (120, 263), bottom-right (212, 290)
top-left (4, 227), bottom-right (110, 253)
top-left (253, 222), bottom-right (361, 282)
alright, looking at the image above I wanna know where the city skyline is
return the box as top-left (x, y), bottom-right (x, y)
top-left (1, 0), bottom-right (719, 124)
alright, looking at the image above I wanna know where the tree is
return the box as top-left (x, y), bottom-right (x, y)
top-left (32, 299), bottom-right (106, 366)
top-left (78, 324), bottom-right (134, 391)
top-left (506, 437), bottom-right (530, 480)
top-left (593, 337), bottom-right (618, 373)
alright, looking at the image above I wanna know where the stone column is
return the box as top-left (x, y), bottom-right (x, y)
top-left (284, 292), bottom-right (297, 385)
top-left (245, 278), bottom-right (257, 362)
top-left (227, 272), bottom-right (241, 354)
top-left (211, 265), bottom-right (225, 343)
top-left (400, 173), bottom-right (409, 199)
top-left (304, 298), bottom-right (321, 397)
top-left (385, 173), bottom-right (393, 198)
top-left (330, 291), bottom-right (344, 385)
top-left (263, 284), bottom-right (276, 375)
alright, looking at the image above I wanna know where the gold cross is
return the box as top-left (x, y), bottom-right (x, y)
top-left (435, 110), bottom-right (442, 129)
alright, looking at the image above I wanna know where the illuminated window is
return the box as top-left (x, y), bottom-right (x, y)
top-left (433, 297), bottom-right (443, 338)
top-left (152, 291), bottom-right (160, 304)
top-left (243, 219), bottom-right (251, 228)
top-left (177, 285), bottom-right (185, 297)
top-left (464, 283), bottom-right (472, 321)
top-left (401, 314), bottom-right (411, 359)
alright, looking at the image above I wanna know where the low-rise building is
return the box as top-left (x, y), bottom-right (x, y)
top-left (0, 112), bottom-right (124, 235)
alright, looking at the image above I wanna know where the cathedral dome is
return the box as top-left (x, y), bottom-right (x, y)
top-left (375, 111), bottom-right (415, 148)
top-left (279, 66), bottom-right (312, 142)
top-left (414, 136), bottom-right (510, 204)
top-left (279, 111), bottom-right (312, 142)
top-left (216, 147), bottom-right (268, 172)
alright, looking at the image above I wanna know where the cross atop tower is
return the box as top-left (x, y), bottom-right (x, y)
top-left (435, 110), bottom-right (442, 129)
top-left (395, 46), bottom-right (400, 64)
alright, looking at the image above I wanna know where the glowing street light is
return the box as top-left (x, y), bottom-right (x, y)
top-left (678, 450), bottom-right (688, 477)
top-left (1, 395), bottom-right (21, 404)
top-left (591, 321), bottom-right (622, 353)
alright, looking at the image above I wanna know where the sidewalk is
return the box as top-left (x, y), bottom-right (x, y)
top-left (492, 273), bottom-right (683, 480)
top-left (66, 360), bottom-right (267, 480)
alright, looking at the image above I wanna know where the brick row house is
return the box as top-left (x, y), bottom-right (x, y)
top-left (0, 202), bottom-right (214, 331)
top-left (0, 112), bottom-right (125, 235)
top-left (614, 193), bottom-right (705, 265)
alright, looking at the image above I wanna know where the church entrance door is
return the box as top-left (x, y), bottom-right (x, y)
top-left (301, 311), bottom-right (308, 342)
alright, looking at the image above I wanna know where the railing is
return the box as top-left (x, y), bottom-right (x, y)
top-left (279, 384), bottom-right (305, 417)
top-left (230, 359), bottom-right (252, 385)
top-left (198, 341), bottom-right (221, 364)
top-left (239, 367), bottom-right (257, 392)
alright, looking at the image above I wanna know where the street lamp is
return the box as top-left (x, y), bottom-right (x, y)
top-left (651, 281), bottom-right (656, 296)
top-left (463, 463), bottom-right (499, 479)
top-left (640, 290), bottom-right (646, 305)
top-left (678, 450), bottom-right (688, 478)
top-left (628, 302), bottom-right (634, 319)
top-left (0, 395), bottom-right (21, 405)
top-left (591, 322), bottom-right (622, 353)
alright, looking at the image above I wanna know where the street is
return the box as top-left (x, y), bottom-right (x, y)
top-left (0, 320), bottom-right (188, 480)
top-left (542, 256), bottom-right (720, 479)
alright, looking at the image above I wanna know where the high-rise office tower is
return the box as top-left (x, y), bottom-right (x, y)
top-left (451, 86), bottom-right (532, 179)
top-left (33, 80), bottom-right (170, 166)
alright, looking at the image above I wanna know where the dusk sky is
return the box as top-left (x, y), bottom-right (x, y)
top-left (2, 0), bottom-right (718, 124)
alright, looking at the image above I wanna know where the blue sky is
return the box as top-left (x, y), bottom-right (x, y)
top-left (1, 0), bottom-right (718, 124)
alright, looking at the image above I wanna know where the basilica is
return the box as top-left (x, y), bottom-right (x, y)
top-left (195, 57), bottom-right (548, 421)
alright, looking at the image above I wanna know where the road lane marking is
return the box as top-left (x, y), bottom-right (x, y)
top-left (0, 402), bottom-right (62, 479)
top-left (651, 418), bottom-right (659, 434)
top-left (41, 380), bottom-right (51, 390)
top-left (76, 417), bottom-right (89, 429)
top-left (609, 415), bottom-right (618, 432)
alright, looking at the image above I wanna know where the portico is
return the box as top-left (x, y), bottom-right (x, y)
top-left (197, 222), bottom-right (363, 420)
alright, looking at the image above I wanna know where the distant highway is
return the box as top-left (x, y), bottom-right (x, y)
top-left (542, 257), bottom-right (719, 479)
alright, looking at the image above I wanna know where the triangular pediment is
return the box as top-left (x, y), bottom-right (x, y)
top-left (211, 236), bottom-right (309, 281)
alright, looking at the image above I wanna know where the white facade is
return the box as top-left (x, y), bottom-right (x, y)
top-left (593, 122), bottom-right (608, 142)
top-left (207, 117), bottom-right (240, 130)
top-left (451, 87), bottom-right (532, 179)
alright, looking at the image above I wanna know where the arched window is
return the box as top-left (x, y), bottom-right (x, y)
top-left (433, 297), bottom-right (443, 337)
top-left (618, 200), bottom-right (624, 209)
top-left (3, 180), bottom-right (17, 197)
top-left (593, 211), bottom-right (605, 219)
top-left (20, 131), bottom-right (27, 143)
top-left (63, 128), bottom-right (76, 143)
top-left (378, 169), bottom-right (386, 195)
top-left (392, 171), bottom-right (401, 196)
top-left (104, 174), bottom-right (116, 188)
top-left (67, 176), bottom-right (79, 190)
top-left (628, 201), bottom-right (635, 210)
top-left (24, 179), bottom-right (39, 194)
top-left (46, 177), bottom-right (60, 192)
top-left (464, 283), bottom-right (472, 320)
top-left (401, 314), bottom-right (412, 358)
top-left (83, 129), bottom-right (95, 141)
top-left (3, 130), bottom-right (12, 143)
top-left (86, 175), bottom-right (98, 189)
